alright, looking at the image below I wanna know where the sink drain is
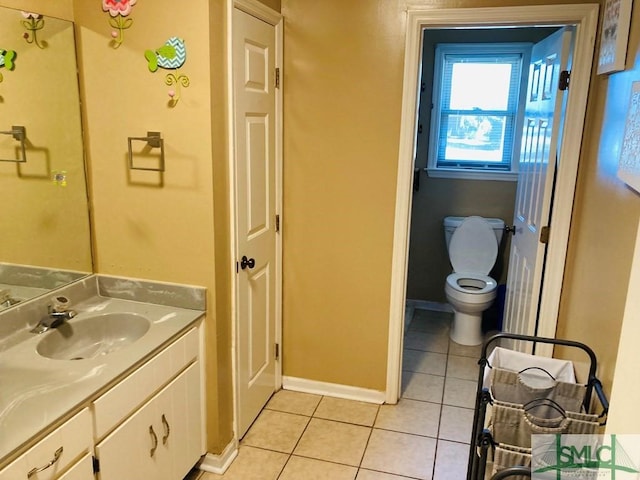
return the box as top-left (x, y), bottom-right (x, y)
top-left (70, 356), bottom-right (85, 360)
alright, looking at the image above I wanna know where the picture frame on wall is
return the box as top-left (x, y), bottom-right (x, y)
top-left (597, 0), bottom-right (634, 74)
top-left (617, 81), bottom-right (640, 193)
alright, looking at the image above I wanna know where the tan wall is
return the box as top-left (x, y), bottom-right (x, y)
top-left (555, 3), bottom-right (640, 394)
top-left (281, 0), bottom-right (632, 394)
top-left (257, 0), bottom-right (281, 13)
top-left (407, 177), bottom-right (516, 303)
top-left (606, 222), bottom-right (640, 433)
top-left (73, 0), bottom-right (233, 453)
top-left (209, 0), bottom-right (235, 453)
top-left (5, 0), bottom-right (634, 455)
top-left (282, 0), bottom-right (404, 391)
top-left (0, 0), bottom-right (73, 20)
top-left (0, 7), bottom-right (91, 272)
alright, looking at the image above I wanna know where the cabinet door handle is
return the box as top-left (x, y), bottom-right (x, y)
top-left (149, 425), bottom-right (158, 457)
top-left (161, 414), bottom-right (171, 445)
top-left (27, 446), bottom-right (63, 478)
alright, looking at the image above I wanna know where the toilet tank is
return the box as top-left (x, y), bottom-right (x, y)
top-left (444, 216), bottom-right (505, 249)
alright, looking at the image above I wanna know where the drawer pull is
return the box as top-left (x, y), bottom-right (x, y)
top-left (149, 425), bottom-right (158, 457)
top-left (27, 446), bottom-right (63, 478)
top-left (161, 414), bottom-right (171, 445)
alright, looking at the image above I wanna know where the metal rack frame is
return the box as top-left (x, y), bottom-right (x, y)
top-left (467, 332), bottom-right (610, 480)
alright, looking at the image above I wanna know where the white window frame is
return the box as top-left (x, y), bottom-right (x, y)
top-left (426, 43), bottom-right (532, 181)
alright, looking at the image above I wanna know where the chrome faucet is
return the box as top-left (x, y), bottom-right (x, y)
top-left (30, 302), bottom-right (77, 334)
top-left (0, 289), bottom-right (20, 308)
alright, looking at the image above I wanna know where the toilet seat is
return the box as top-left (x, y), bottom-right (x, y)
top-left (446, 272), bottom-right (497, 295)
top-left (449, 216), bottom-right (498, 275)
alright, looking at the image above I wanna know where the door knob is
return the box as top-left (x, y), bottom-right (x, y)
top-left (240, 256), bottom-right (255, 270)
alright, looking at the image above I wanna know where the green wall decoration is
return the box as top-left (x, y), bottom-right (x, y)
top-left (144, 37), bottom-right (190, 107)
top-left (21, 11), bottom-right (45, 49)
top-left (0, 48), bottom-right (16, 83)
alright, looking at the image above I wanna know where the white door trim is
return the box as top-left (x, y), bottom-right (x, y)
top-left (227, 0), bottom-right (283, 437)
top-left (234, 0), bottom-right (282, 26)
top-left (387, 4), bottom-right (599, 403)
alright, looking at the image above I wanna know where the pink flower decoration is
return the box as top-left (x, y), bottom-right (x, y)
top-left (21, 11), bottom-right (42, 19)
top-left (102, 0), bottom-right (137, 18)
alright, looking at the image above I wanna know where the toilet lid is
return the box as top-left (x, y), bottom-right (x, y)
top-left (449, 216), bottom-right (498, 274)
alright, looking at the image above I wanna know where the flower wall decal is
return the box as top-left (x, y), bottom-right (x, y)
top-left (21, 11), bottom-right (46, 49)
top-left (102, 0), bottom-right (137, 49)
top-left (144, 37), bottom-right (190, 107)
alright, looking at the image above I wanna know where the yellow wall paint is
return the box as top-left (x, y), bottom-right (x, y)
top-left (0, 0), bottom-right (73, 20)
top-left (5, 0), bottom-right (635, 457)
top-left (282, 0), bottom-right (405, 390)
top-left (75, 0), bottom-right (215, 287)
top-left (606, 221), bottom-right (640, 433)
top-left (257, 0), bottom-right (281, 13)
top-left (209, 0), bottom-right (235, 453)
top-left (556, 3), bottom-right (640, 393)
top-left (281, 0), bottom-right (634, 395)
top-left (0, 7), bottom-right (91, 271)
top-left (73, 0), bottom-right (233, 453)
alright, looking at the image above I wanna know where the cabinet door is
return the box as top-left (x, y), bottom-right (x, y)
top-left (0, 409), bottom-right (92, 480)
top-left (95, 393), bottom-right (161, 480)
top-left (56, 454), bottom-right (94, 480)
top-left (96, 362), bottom-right (202, 480)
top-left (158, 363), bottom-right (202, 479)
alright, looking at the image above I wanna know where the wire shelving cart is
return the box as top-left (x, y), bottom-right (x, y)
top-left (466, 332), bottom-right (610, 480)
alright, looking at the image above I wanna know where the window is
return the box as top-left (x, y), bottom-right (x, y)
top-left (427, 43), bottom-right (531, 181)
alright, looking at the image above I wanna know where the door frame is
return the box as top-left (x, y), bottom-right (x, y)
top-left (387, 4), bottom-right (599, 403)
top-left (228, 0), bottom-right (283, 436)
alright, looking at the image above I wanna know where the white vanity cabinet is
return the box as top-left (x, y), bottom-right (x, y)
top-left (0, 408), bottom-right (93, 480)
top-left (93, 326), bottom-right (203, 480)
top-left (95, 363), bottom-right (201, 480)
top-left (0, 279), bottom-right (207, 480)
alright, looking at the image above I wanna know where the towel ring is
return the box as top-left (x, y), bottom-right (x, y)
top-left (127, 131), bottom-right (165, 172)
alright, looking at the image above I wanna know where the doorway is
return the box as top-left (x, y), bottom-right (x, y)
top-left (230, 0), bottom-right (283, 439)
top-left (386, 4), bottom-right (599, 403)
top-left (406, 26), bottom-right (559, 323)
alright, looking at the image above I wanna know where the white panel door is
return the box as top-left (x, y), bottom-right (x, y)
top-left (233, 8), bottom-right (278, 438)
top-left (503, 28), bottom-right (572, 351)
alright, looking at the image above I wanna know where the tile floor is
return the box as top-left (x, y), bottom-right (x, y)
top-left (187, 308), bottom-right (483, 480)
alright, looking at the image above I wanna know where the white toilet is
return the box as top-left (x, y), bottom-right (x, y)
top-left (443, 216), bottom-right (505, 346)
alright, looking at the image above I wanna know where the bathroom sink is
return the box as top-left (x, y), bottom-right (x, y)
top-left (36, 313), bottom-right (150, 360)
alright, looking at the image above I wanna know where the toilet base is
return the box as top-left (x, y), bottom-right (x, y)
top-left (450, 311), bottom-right (483, 346)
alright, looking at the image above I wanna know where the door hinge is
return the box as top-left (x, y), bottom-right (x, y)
top-left (540, 226), bottom-right (550, 244)
top-left (559, 70), bottom-right (570, 91)
top-left (92, 456), bottom-right (100, 474)
top-left (275, 214), bottom-right (280, 233)
top-left (275, 67), bottom-right (280, 89)
top-left (275, 343), bottom-right (280, 360)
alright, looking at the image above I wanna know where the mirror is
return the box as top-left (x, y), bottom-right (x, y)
top-left (0, 6), bottom-right (92, 310)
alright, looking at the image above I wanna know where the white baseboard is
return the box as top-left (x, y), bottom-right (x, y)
top-left (198, 438), bottom-right (238, 475)
top-left (405, 299), bottom-right (453, 313)
top-left (282, 376), bottom-right (385, 404)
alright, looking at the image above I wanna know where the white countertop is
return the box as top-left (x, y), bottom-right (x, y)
top-left (0, 294), bottom-right (204, 467)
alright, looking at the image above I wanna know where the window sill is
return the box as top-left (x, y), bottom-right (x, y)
top-left (424, 167), bottom-right (518, 182)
